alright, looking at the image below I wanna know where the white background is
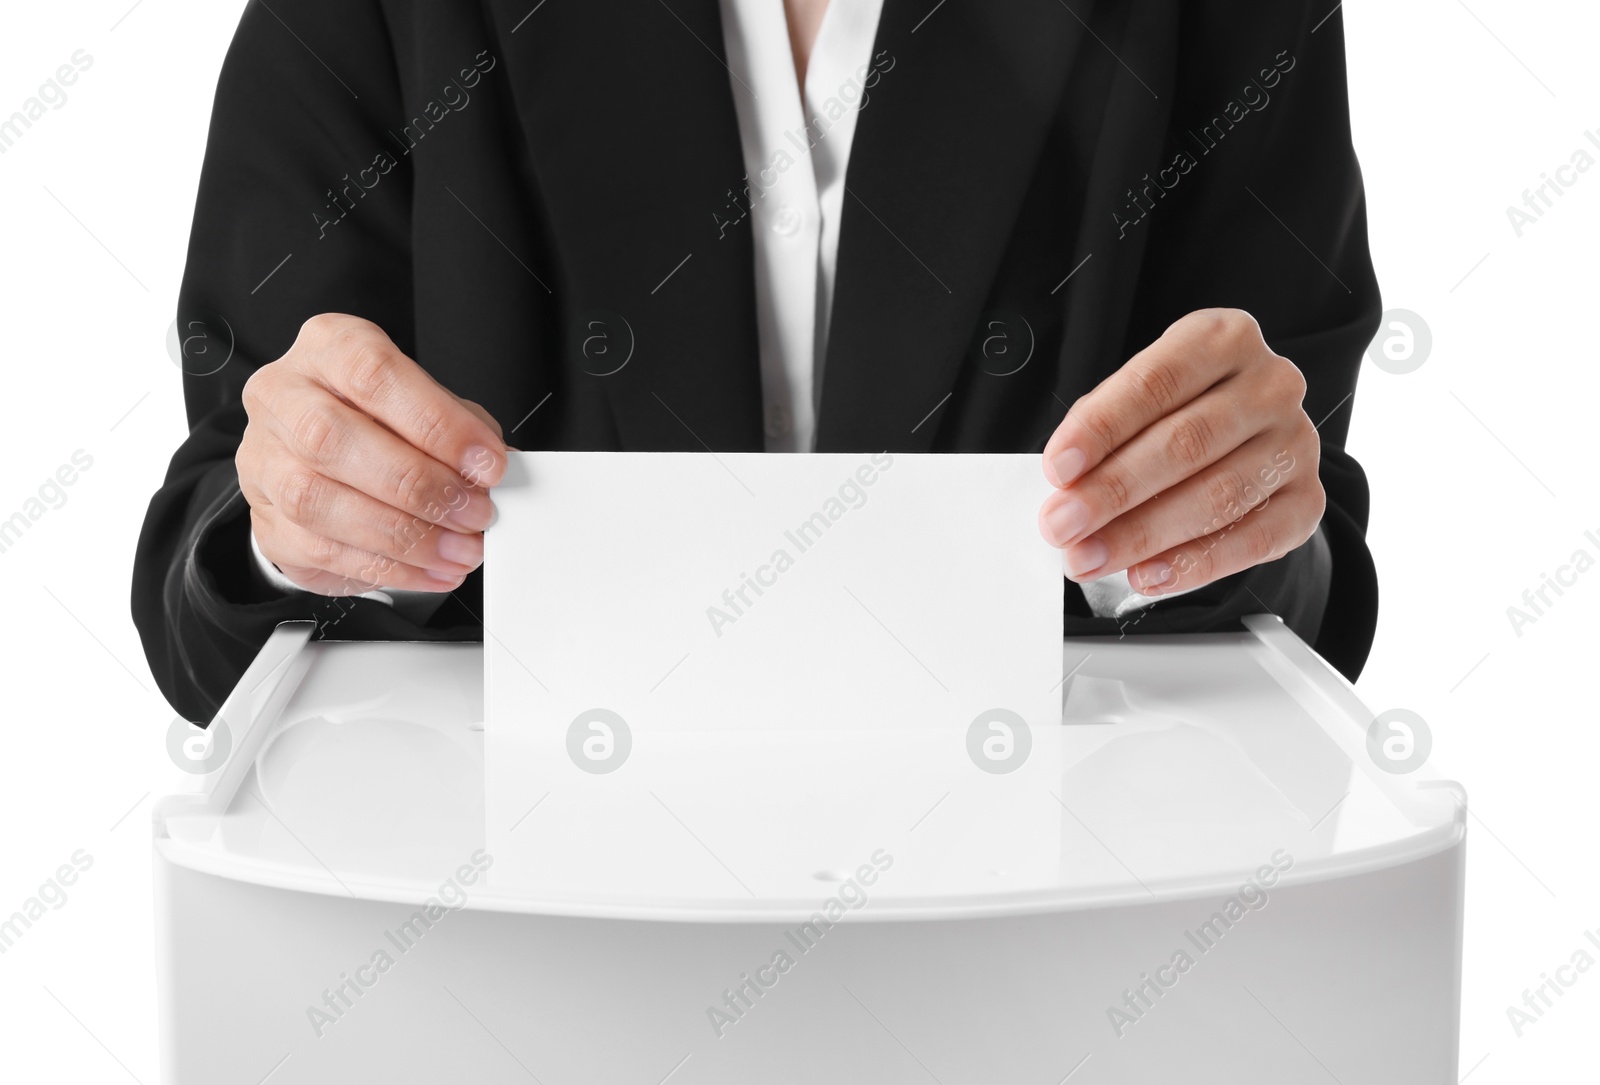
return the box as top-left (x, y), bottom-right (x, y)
top-left (0, 0), bottom-right (1594, 1080)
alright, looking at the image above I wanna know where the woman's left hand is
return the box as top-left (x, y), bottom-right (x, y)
top-left (1038, 308), bottom-right (1325, 595)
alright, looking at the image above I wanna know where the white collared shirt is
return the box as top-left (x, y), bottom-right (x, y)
top-left (715, 0), bottom-right (887, 452)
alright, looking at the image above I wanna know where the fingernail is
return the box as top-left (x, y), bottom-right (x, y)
top-left (1064, 537), bottom-right (1108, 580)
top-left (1043, 499), bottom-right (1090, 546)
top-left (1136, 560), bottom-right (1173, 592)
top-left (444, 489), bottom-right (495, 532)
top-left (435, 530), bottom-right (484, 569)
top-left (460, 445), bottom-right (504, 487)
top-left (1045, 447), bottom-right (1087, 488)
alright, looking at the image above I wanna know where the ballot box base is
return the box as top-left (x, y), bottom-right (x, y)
top-left (153, 618), bottom-right (1465, 1083)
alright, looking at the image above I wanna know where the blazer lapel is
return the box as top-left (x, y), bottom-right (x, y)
top-left (817, 0), bottom-right (1150, 452)
top-left (487, 0), bottom-right (766, 451)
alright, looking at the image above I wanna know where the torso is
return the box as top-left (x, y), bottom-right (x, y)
top-left (783, 0), bottom-right (830, 85)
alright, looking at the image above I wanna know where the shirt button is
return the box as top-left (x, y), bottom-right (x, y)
top-left (764, 402), bottom-right (791, 438)
top-left (772, 205), bottom-right (803, 237)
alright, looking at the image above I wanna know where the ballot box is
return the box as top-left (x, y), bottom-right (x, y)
top-left (153, 615), bottom-right (1465, 1084)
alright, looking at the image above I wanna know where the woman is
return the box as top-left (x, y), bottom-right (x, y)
top-left (134, 0), bottom-right (1380, 719)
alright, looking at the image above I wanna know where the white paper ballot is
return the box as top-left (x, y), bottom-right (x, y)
top-left (482, 452), bottom-right (1064, 894)
top-left (485, 451), bottom-right (1062, 735)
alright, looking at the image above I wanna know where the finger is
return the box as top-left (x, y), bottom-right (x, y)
top-left (246, 375), bottom-right (495, 532)
top-left (260, 452), bottom-right (485, 578)
top-left (1042, 310), bottom-right (1259, 487)
top-left (1058, 435), bottom-right (1310, 582)
top-left (1124, 481), bottom-right (1325, 596)
top-left (252, 507), bottom-right (468, 595)
top-left (293, 315), bottom-right (508, 487)
top-left (234, 423), bottom-right (274, 510)
top-left (1038, 380), bottom-right (1268, 548)
top-left (454, 396), bottom-right (505, 441)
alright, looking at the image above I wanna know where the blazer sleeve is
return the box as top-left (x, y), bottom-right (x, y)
top-left (132, 0), bottom-right (481, 721)
top-left (1077, 1), bottom-right (1383, 681)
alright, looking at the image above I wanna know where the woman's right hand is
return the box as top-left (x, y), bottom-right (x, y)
top-left (236, 313), bottom-right (508, 596)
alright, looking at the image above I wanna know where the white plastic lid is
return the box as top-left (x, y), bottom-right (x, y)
top-left (154, 617), bottom-right (1464, 922)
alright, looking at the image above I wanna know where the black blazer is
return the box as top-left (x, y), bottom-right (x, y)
top-left (134, 0), bottom-right (1382, 720)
